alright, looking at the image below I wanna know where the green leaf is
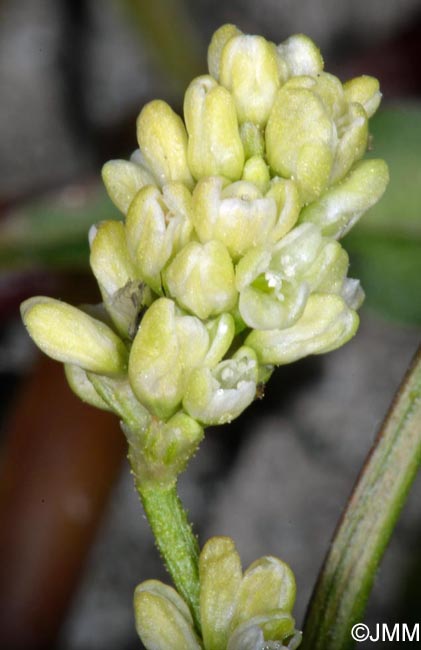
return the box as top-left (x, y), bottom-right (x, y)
top-left (344, 106), bottom-right (421, 325)
top-left (301, 346), bottom-right (421, 650)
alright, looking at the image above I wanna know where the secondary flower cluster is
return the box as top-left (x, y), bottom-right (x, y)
top-left (134, 537), bottom-right (301, 650)
top-left (21, 25), bottom-right (388, 478)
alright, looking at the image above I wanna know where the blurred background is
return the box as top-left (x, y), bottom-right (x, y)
top-left (0, 1), bottom-right (420, 649)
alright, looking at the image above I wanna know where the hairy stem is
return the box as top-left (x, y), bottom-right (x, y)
top-left (137, 482), bottom-right (201, 632)
top-left (302, 346), bottom-right (421, 650)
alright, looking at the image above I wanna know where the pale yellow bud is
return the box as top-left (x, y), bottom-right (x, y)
top-left (266, 83), bottom-right (336, 203)
top-left (128, 298), bottom-right (209, 419)
top-left (126, 185), bottom-right (192, 293)
top-left (219, 34), bottom-right (280, 125)
top-left (207, 23), bottom-right (242, 80)
top-left (343, 75), bottom-right (382, 118)
top-left (164, 240), bottom-right (237, 320)
top-left (21, 297), bottom-right (128, 374)
top-left (101, 159), bottom-right (156, 214)
top-left (200, 537), bottom-right (242, 650)
top-left (242, 156), bottom-right (270, 194)
top-left (134, 580), bottom-right (201, 650)
top-left (277, 33), bottom-right (324, 77)
top-left (184, 75), bottom-right (244, 181)
top-left (137, 100), bottom-right (193, 188)
top-left (89, 220), bottom-right (137, 297)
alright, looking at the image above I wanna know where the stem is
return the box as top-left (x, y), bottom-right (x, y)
top-left (302, 346), bottom-right (421, 650)
top-left (137, 482), bottom-right (201, 632)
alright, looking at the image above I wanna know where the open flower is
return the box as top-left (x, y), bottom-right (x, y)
top-left (134, 537), bottom-right (301, 650)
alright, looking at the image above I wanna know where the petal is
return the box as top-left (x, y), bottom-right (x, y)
top-left (228, 612), bottom-right (296, 649)
top-left (246, 293), bottom-right (359, 365)
top-left (232, 556), bottom-right (296, 628)
top-left (183, 347), bottom-right (258, 425)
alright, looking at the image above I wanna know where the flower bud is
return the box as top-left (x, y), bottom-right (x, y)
top-left (219, 34), bottom-right (280, 125)
top-left (199, 536), bottom-right (300, 650)
top-left (184, 75), bottom-right (244, 180)
top-left (200, 537), bottom-right (243, 650)
top-left (246, 293), bottom-right (359, 365)
top-left (90, 220), bottom-right (137, 296)
top-left (183, 346), bottom-right (258, 425)
top-left (299, 158), bottom-right (389, 238)
top-left (126, 185), bottom-right (192, 294)
top-left (343, 75), bottom-right (381, 118)
top-left (137, 100), bottom-right (193, 188)
top-left (207, 23), bottom-right (242, 80)
top-left (21, 297), bottom-right (128, 374)
top-left (266, 83), bottom-right (336, 203)
top-left (242, 156), bottom-right (270, 194)
top-left (164, 240), bottom-right (237, 320)
top-left (203, 313), bottom-right (235, 368)
top-left (277, 33), bottom-right (324, 77)
top-left (134, 580), bottom-right (201, 650)
top-left (89, 220), bottom-right (147, 338)
top-left (192, 177), bottom-right (277, 261)
top-left (128, 298), bottom-right (209, 419)
top-left (302, 239), bottom-right (349, 294)
top-left (101, 159), bottom-right (156, 214)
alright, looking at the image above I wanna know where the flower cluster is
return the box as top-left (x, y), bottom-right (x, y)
top-left (134, 536), bottom-right (301, 650)
top-left (21, 25), bottom-right (388, 485)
